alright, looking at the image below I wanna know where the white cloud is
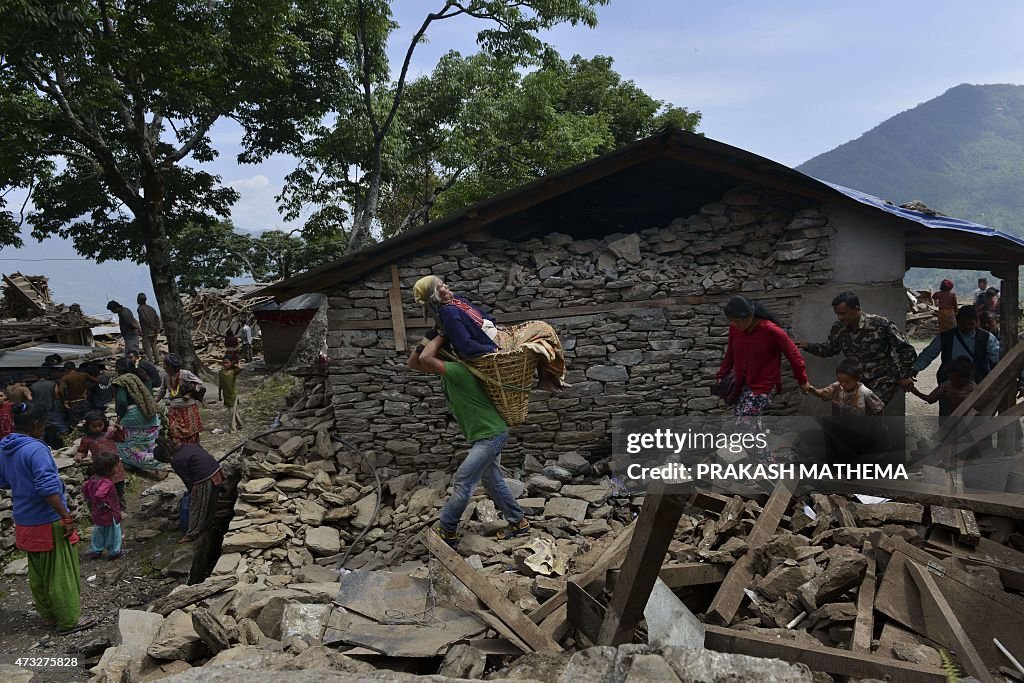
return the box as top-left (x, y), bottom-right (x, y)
top-left (227, 174), bottom-right (293, 232)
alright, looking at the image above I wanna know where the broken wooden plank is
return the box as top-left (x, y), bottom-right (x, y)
top-left (705, 478), bottom-right (795, 626)
top-left (566, 581), bottom-right (605, 645)
top-left (703, 624), bottom-right (945, 682)
top-left (950, 341), bottom-right (1024, 418)
top-left (851, 541), bottom-right (877, 653)
top-left (874, 539), bottom-right (1024, 666)
top-left (538, 604), bottom-right (570, 642)
top-left (823, 479), bottom-right (1024, 518)
top-left (924, 531), bottom-right (1024, 592)
top-left (944, 402), bottom-right (1024, 458)
top-left (608, 562), bottom-right (729, 591)
top-left (421, 530), bottom-right (562, 652)
top-left (597, 482), bottom-right (686, 645)
top-left (388, 265), bottom-right (408, 352)
top-left (905, 560), bottom-right (995, 683)
top-left (475, 610), bottom-right (531, 654)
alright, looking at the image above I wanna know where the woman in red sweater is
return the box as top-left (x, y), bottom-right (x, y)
top-left (717, 296), bottom-right (810, 464)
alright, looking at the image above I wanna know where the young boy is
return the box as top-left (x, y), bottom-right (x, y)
top-left (82, 452), bottom-right (125, 560)
top-left (910, 356), bottom-right (976, 416)
top-left (217, 357), bottom-right (243, 433)
top-left (809, 358), bottom-right (886, 417)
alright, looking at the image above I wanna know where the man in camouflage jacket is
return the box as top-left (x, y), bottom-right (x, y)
top-left (798, 291), bottom-right (917, 406)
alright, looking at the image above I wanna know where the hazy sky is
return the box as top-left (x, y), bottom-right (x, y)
top-left (2, 0), bottom-right (1024, 312)
top-left (134, 0), bottom-right (1024, 232)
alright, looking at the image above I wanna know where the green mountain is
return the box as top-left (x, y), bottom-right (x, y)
top-left (798, 83), bottom-right (1024, 236)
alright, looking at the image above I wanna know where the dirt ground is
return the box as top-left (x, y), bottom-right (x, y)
top-left (906, 339), bottom-right (938, 417)
top-left (0, 365), bottom-right (294, 682)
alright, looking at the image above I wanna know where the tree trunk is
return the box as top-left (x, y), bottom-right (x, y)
top-left (142, 211), bottom-right (205, 376)
top-left (346, 146), bottom-right (383, 254)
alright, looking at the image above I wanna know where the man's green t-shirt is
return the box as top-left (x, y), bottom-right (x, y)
top-left (441, 362), bottom-right (507, 443)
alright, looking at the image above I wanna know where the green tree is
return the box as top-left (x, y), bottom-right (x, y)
top-left (379, 51), bottom-right (700, 235)
top-left (247, 229), bottom-right (348, 283)
top-left (0, 0), bottom-right (346, 371)
top-left (276, 0), bottom-right (611, 253)
top-left (172, 221), bottom-right (252, 294)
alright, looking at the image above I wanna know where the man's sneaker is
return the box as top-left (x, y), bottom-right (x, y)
top-left (432, 524), bottom-right (460, 549)
top-left (496, 517), bottom-right (531, 540)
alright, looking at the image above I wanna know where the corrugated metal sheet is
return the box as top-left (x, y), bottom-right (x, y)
top-left (0, 342), bottom-right (113, 369)
top-left (254, 293), bottom-right (324, 312)
top-left (819, 180), bottom-right (1024, 247)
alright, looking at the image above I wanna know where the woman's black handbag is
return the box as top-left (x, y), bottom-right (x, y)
top-left (712, 369), bottom-right (742, 406)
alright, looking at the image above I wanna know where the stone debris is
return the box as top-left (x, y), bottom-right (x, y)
top-left (82, 357), bottom-right (1023, 683)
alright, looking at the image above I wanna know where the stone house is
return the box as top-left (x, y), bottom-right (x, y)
top-left (257, 129), bottom-right (1024, 474)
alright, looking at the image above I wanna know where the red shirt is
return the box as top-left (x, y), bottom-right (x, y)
top-left (0, 403), bottom-right (12, 439)
top-left (83, 476), bottom-right (122, 526)
top-left (78, 429), bottom-right (126, 484)
top-left (718, 320), bottom-right (808, 395)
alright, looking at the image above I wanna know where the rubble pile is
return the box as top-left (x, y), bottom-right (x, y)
top-left (90, 448), bottom-right (1024, 683)
top-left (214, 374), bottom-right (637, 578)
top-left (905, 288), bottom-right (939, 338)
top-left (86, 603), bottom-right (816, 683)
top-left (183, 285), bottom-right (271, 362)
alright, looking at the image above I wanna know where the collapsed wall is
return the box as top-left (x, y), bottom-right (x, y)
top-left (326, 184), bottom-right (834, 474)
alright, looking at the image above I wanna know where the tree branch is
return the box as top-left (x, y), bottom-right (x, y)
top-left (16, 180), bottom-right (35, 229)
top-left (22, 59), bottom-right (141, 211)
top-left (355, 0), bottom-right (381, 137)
top-left (41, 147), bottom-right (103, 173)
top-left (378, 1), bottom-right (463, 141)
top-left (159, 115), bottom-right (219, 169)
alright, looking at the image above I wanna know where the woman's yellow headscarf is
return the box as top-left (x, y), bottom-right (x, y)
top-left (413, 275), bottom-right (439, 305)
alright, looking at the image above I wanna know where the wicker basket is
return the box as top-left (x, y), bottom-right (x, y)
top-left (467, 347), bottom-right (539, 426)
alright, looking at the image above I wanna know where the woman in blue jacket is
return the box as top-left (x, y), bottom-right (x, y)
top-left (0, 403), bottom-right (95, 634)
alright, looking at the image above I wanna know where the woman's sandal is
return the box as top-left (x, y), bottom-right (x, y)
top-left (57, 615), bottom-right (98, 635)
top-left (496, 518), bottom-right (531, 540)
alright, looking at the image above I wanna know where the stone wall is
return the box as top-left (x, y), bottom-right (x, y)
top-left (326, 183), bottom-right (836, 474)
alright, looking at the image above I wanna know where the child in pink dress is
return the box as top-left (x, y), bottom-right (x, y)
top-left (82, 452), bottom-right (124, 560)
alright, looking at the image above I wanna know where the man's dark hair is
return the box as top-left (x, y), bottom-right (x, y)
top-left (978, 278), bottom-right (988, 284)
top-left (63, 361), bottom-right (76, 370)
top-left (836, 358), bottom-right (862, 380)
top-left (956, 305), bottom-right (978, 321)
top-left (106, 300), bottom-right (121, 311)
top-left (831, 292), bottom-right (860, 309)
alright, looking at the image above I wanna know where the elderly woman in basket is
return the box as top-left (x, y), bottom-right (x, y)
top-left (412, 275), bottom-right (565, 392)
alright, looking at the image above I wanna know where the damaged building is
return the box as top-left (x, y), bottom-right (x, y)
top-left (255, 127), bottom-right (1024, 475)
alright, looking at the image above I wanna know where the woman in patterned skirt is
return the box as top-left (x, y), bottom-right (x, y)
top-left (112, 358), bottom-right (162, 470)
top-left (156, 354), bottom-right (204, 444)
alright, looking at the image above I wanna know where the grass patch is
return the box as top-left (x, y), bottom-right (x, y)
top-left (241, 373), bottom-right (299, 428)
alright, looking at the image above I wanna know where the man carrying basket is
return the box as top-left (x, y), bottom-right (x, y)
top-left (407, 333), bottom-right (530, 547)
